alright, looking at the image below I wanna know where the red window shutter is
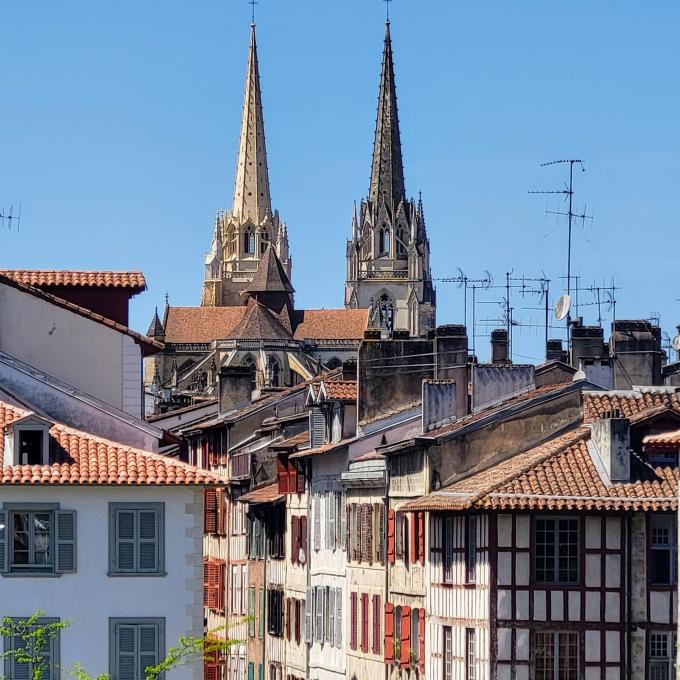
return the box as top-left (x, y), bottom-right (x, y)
top-left (287, 459), bottom-right (297, 494)
top-left (296, 462), bottom-right (305, 494)
top-left (286, 597), bottom-right (291, 640)
top-left (409, 512), bottom-right (417, 565)
top-left (400, 606), bottom-right (411, 668)
top-left (384, 602), bottom-right (394, 663)
top-left (204, 489), bottom-right (217, 534)
top-left (295, 599), bottom-right (301, 644)
top-left (204, 661), bottom-right (218, 680)
top-left (300, 516), bottom-right (308, 559)
top-left (216, 488), bottom-right (227, 535)
top-left (387, 510), bottom-right (395, 563)
top-left (372, 594), bottom-right (381, 655)
top-left (291, 516), bottom-right (298, 564)
top-left (418, 511), bottom-right (425, 565)
top-left (418, 609), bottom-right (425, 673)
top-left (218, 561), bottom-right (226, 612)
top-left (203, 559), bottom-right (210, 607)
top-left (350, 592), bottom-right (358, 650)
top-left (361, 593), bottom-right (369, 653)
top-left (277, 454), bottom-right (289, 494)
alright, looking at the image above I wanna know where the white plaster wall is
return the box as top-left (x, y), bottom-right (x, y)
top-left (0, 284), bottom-right (129, 410)
top-left (0, 485), bottom-right (204, 680)
top-left (122, 335), bottom-right (142, 418)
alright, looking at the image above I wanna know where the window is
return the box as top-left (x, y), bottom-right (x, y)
top-left (372, 594), bottom-right (381, 655)
top-left (309, 586), bottom-right (341, 648)
top-left (466, 516), bottom-right (477, 583)
top-left (247, 513), bottom-right (265, 559)
top-left (243, 227), bottom-right (255, 255)
top-left (110, 618), bottom-right (165, 680)
top-left (266, 505), bottom-right (285, 559)
top-left (259, 230), bottom-right (269, 255)
top-left (2, 617), bottom-right (60, 680)
top-left (350, 592), bottom-right (357, 650)
top-left (18, 430), bottom-right (44, 465)
top-left (465, 628), bottom-right (476, 680)
top-left (204, 559), bottom-right (226, 612)
top-left (267, 357), bottom-right (280, 388)
top-left (248, 588), bottom-right (256, 637)
top-left (361, 593), bottom-right (369, 653)
top-left (443, 626), bottom-right (453, 680)
top-left (411, 609), bottom-right (420, 662)
top-left (204, 488), bottom-right (227, 535)
top-left (649, 631), bottom-right (677, 680)
top-left (109, 504), bottom-right (164, 575)
top-left (0, 506), bottom-right (76, 575)
top-left (267, 589), bottom-right (284, 637)
top-left (534, 632), bottom-right (578, 680)
top-left (226, 226), bottom-right (237, 257)
top-left (232, 488), bottom-right (245, 535)
top-left (443, 516), bottom-right (453, 584)
top-left (291, 515), bottom-right (307, 565)
top-left (650, 515), bottom-right (677, 585)
top-left (396, 226), bottom-right (407, 257)
top-left (535, 517), bottom-right (579, 584)
top-left (379, 225), bottom-right (390, 256)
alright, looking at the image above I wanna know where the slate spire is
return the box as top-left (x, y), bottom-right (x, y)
top-left (232, 24), bottom-right (272, 224)
top-left (369, 21), bottom-right (406, 214)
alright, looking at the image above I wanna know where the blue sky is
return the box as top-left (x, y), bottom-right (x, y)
top-left (1, 1), bottom-right (678, 362)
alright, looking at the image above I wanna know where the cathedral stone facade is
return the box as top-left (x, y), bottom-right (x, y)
top-left (345, 22), bottom-right (436, 337)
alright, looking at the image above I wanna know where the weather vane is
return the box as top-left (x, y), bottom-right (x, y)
top-left (384, 0), bottom-right (393, 22)
top-left (249, 0), bottom-right (258, 25)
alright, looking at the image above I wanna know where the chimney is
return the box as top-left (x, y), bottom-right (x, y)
top-left (422, 380), bottom-right (456, 432)
top-left (611, 320), bottom-right (663, 388)
top-left (218, 366), bottom-right (255, 413)
top-left (570, 321), bottom-right (606, 368)
top-left (341, 359), bottom-right (357, 381)
top-left (591, 410), bottom-right (630, 482)
top-left (546, 339), bottom-right (568, 362)
top-left (490, 329), bottom-right (509, 364)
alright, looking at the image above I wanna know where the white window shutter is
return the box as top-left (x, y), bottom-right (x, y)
top-left (55, 510), bottom-right (77, 573)
top-left (324, 493), bottom-right (330, 550)
top-left (335, 587), bottom-right (342, 648)
top-left (329, 492), bottom-right (336, 550)
top-left (313, 496), bottom-right (321, 551)
top-left (340, 493), bottom-right (347, 551)
top-left (329, 587), bottom-right (336, 646)
top-left (314, 585), bottom-right (324, 643)
top-left (0, 510), bottom-right (7, 573)
top-left (305, 588), bottom-right (313, 643)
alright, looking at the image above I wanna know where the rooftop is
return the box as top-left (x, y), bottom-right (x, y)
top-left (0, 269), bottom-right (147, 291)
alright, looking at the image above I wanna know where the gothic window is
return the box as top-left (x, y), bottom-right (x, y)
top-left (243, 226), bottom-right (255, 255)
top-left (243, 354), bottom-right (256, 370)
top-left (267, 356), bottom-right (281, 388)
top-left (396, 226), bottom-right (407, 257)
top-left (226, 226), bottom-right (237, 258)
top-left (373, 293), bottom-right (394, 332)
top-left (260, 229), bottom-right (270, 255)
top-left (379, 225), bottom-right (390, 257)
top-left (325, 357), bottom-right (342, 370)
top-left (361, 225), bottom-right (371, 259)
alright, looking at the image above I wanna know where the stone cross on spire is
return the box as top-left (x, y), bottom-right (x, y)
top-left (369, 20), bottom-right (405, 215)
top-left (232, 24), bottom-right (272, 224)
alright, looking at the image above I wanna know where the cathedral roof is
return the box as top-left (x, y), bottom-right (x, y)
top-left (164, 306), bottom-right (248, 344)
top-left (292, 309), bottom-right (369, 341)
top-left (147, 307), bottom-right (165, 338)
top-left (226, 299), bottom-right (291, 341)
top-left (246, 245), bottom-right (294, 294)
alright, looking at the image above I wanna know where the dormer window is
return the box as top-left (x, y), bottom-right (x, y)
top-left (5, 414), bottom-right (52, 467)
top-left (18, 430), bottom-right (43, 465)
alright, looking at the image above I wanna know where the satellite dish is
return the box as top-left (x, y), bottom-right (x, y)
top-left (672, 335), bottom-right (680, 352)
top-left (554, 294), bottom-right (572, 321)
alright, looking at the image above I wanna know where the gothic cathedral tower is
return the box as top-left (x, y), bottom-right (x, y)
top-left (202, 25), bottom-right (291, 307)
top-left (345, 21), bottom-right (435, 336)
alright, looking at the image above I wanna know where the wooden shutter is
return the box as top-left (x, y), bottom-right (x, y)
top-left (384, 603), bottom-right (394, 663)
top-left (329, 587), bottom-right (336, 646)
top-left (138, 509), bottom-right (159, 572)
top-left (115, 624), bottom-right (137, 680)
top-left (350, 591), bottom-right (358, 650)
top-left (387, 509), bottom-right (395, 563)
top-left (204, 661), bottom-right (219, 680)
top-left (335, 587), bottom-right (342, 648)
top-left (409, 512), bottom-right (417, 565)
top-left (288, 459), bottom-right (298, 495)
top-left (418, 609), bottom-right (425, 672)
top-left (248, 662), bottom-right (254, 680)
top-left (313, 496), bottom-right (321, 551)
top-left (204, 488), bottom-right (217, 533)
top-left (217, 561), bottom-right (226, 612)
top-left (378, 504), bottom-right (386, 564)
top-left (418, 512), bottom-right (425, 566)
top-left (296, 462), bottom-right (305, 494)
top-left (305, 587), bottom-right (313, 643)
top-left (328, 493), bottom-right (336, 550)
top-left (259, 587), bottom-right (265, 638)
top-left (55, 509), bottom-right (76, 573)
top-left (400, 606), bottom-right (411, 668)
top-left (314, 585), bottom-right (324, 643)
top-left (310, 407), bottom-right (326, 448)
top-left (372, 594), bottom-right (381, 655)
top-left (295, 599), bottom-right (301, 644)
top-left (138, 623), bottom-right (160, 677)
top-left (285, 598), bottom-right (291, 640)
top-left (340, 492), bottom-right (347, 550)
top-left (291, 516), bottom-right (299, 564)
top-left (249, 588), bottom-right (256, 637)
top-left (116, 509), bottom-right (136, 571)
top-left (0, 510), bottom-right (6, 573)
top-left (216, 489), bottom-right (227, 535)
top-left (277, 455), bottom-right (289, 494)
top-left (361, 593), bottom-right (369, 653)
top-left (258, 664), bottom-right (264, 680)
top-left (300, 516), bottom-right (308, 564)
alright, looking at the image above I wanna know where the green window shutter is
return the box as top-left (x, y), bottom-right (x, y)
top-left (112, 620), bottom-right (164, 680)
top-left (0, 510), bottom-right (6, 573)
top-left (116, 510), bottom-right (137, 572)
top-left (55, 510), bottom-right (77, 573)
top-left (248, 588), bottom-right (256, 637)
top-left (116, 625), bottom-right (138, 680)
top-left (139, 625), bottom-right (160, 677)
top-left (138, 511), bottom-right (158, 572)
top-left (248, 662), bottom-right (254, 680)
top-left (11, 631), bottom-right (31, 680)
top-left (259, 588), bottom-right (265, 638)
top-left (258, 665), bottom-right (263, 680)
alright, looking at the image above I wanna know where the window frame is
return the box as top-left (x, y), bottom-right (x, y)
top-left (649, 514), bottom-right (678, 586)
top-left (2, 616), bottom-right (60, 680)
top-left (443, 626), bottom-right (453, 680)
top-left (534, 516), bottom-right (580, 585)
top-left (465, 515), bottom-right (477, 584)
top-left (108, 617), bottom-right (166, 680)
top-left (533, 631), bottom-right (579, 680)
top-left (108, 503), bottom-right (165, 576)
top-left (465, 628), bottom-right (476, 680)
top-left (648, 630), bottom-right (677, 680)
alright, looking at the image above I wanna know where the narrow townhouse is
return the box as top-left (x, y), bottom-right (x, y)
top-left (402, 387), bottom-right (680, 680)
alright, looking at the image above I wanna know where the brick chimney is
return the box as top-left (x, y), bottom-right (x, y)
top-left (591, 410), bottom-right (630, 482)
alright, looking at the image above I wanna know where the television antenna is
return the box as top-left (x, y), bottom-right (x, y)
top-left (1, 204), bottom-right (22, 231)
top-left (529, 159), bottom-right (593, 340)
top-left (434, 269), bottom-right (492, 331)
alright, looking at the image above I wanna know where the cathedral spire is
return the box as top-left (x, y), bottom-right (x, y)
top-left (369, 20), bottom-right (405, 214)
top-left (232, 24), bottom-right (272, 224)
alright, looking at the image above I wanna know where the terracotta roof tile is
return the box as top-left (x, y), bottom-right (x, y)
top-left (292, 309), bottom-right (369, 341)
top-left (322, 380), bottom-right (357, 401)
top-left (0, 400), bottom-right (225, 487)
top-left (404, 427), bottom-right (678, 513)
top-left (164, 306), bottom-right (248, 344)
top-left (288, 439), bottom-right (349, 460)
top-left (583, 390), bottom-right (680, 422)
top-left (643, 430), bottom-right (680, 448)
top-left (238, 482), bottom-right (284, 505)
top-left (0, 270), bottom-right (146, 290)
top-left (270, 431), bottom-right (310, 450)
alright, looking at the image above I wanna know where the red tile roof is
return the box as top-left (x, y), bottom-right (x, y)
top-left (288, 440), bottom-right (349, 460)
top-left (404, 427), bottom-right (678, 513)
top-left (584, 390), bottom-right (680, 422)
top-left (164, 306), bottom-right (248, 344)
top-left (322, 380), bottom-right (357, 402)
top-left (0, 401), bottom-right (225, 486)
top-left (643, 430), bottom-right (680, 448)
top-left (270, 431), bottom-right (310, 450)
top-left (238, 482), bottom-right (285, 505)
top-left (0, 270), bottom-right (146, 291)
top-left (292, 309), bottom-right (369, 341)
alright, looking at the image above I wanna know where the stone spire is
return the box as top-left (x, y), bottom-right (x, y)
top-left (232, 24), bottom-right (272, 224)
top-left (369, 21), bottom-right (405, 215)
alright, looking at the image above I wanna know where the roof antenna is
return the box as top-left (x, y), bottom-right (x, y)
top-left (0, 203), bottom-right (22, 232)
top-left (384, 0), bottom-right (393, 23)
top-left (249, 0), bottom-right (258, 26)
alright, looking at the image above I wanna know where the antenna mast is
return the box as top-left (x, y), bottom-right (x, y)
top-left (0, 204), bottom-right (22, 232)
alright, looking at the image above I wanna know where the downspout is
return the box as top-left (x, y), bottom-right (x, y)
top-left (626, 512), bottom-right (632, 680)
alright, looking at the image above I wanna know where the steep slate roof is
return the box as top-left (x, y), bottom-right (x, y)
top-left (0, 273), bottom-right (162, 353)
top-left (583, 389), bottom-right (680, 422)
top-left (147, 307), bottom-right (165, 337)
top-left (404, 427), bottom-right (678, 513)
top-left (0, 270), bottom-right (147, 291)
top-left (245, 245), bottom-right (294, 294)
top-left (292, 309), bottom-right (369, 341)
top-left (226, 299), bottom-right (291, 340)
top-left (0, 400), bottom-right (225, 486)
